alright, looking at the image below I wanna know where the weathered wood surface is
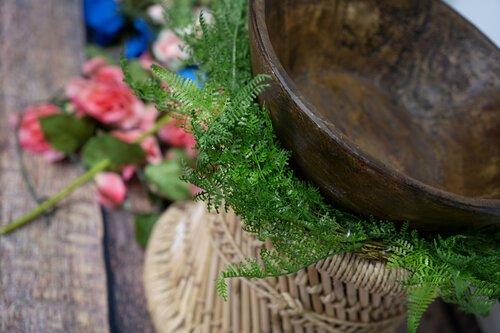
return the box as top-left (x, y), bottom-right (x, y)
top-left (0, 1), bottom-right (109, 332)
top-left (104, 209), bottom-right (155, 333)
top-left (0, 1), bottom-right (492, 332)
top-left (104, 185), bottom-right (154, 333)
top-left (250, 0), bottom-right (500, 231)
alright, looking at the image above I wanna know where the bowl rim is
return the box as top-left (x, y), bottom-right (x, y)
top-left (250, 0), bottom-right (500, 213)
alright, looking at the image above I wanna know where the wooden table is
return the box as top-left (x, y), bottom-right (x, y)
top-left (0, 1), bottom-right (153, 332)
top-left (0, 1), bottom-right (489, 332)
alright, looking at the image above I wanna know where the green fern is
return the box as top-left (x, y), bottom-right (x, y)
top-left (124, 1), bottom-right (500, 332)
top-left (407, 284), bottom-right (439, 332)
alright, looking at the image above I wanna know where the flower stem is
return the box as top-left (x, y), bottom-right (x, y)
top-left (1, 113), bottom-right (172, 235)
top-left (0, 159), bottom-right (110, 235)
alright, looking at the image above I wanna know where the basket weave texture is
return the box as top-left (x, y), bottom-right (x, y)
top-left (144, 203), bottom-right (407, 333)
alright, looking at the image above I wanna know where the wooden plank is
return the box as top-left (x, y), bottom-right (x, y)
top-left (103, 185), bottom-right (154, 333)
top-left (0, 1), bottom-right (110, 332)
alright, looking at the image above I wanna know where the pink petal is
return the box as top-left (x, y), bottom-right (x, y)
top-left (121, 165), bottom-right (137, 181)
top-left (83, 57), bottom-right (108, 76)
top-left (95, 172), bottom-right (127, 209)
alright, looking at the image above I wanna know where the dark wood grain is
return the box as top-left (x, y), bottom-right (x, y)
top-left (104, 185), bottom-right (154, 333)
top-left (0, 1), bottom-right (110, 332)
top-left (250, 0), bottom-right (500, 231)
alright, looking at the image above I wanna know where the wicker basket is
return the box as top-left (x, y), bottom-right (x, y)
top-left (144, 203), bottom-right (407, 332)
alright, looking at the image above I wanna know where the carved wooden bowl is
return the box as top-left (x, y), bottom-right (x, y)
top-left (249, 0), bottom-right (500, 231)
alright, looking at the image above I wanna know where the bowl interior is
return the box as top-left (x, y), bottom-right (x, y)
top-left (264, 0), bottom-right (500, 200)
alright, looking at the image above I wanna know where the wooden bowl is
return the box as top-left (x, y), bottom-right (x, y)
top-left (249, 0), bottom-right (500, 231)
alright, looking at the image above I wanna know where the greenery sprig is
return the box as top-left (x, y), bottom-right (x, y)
top-left (125, 1), bottom-right (500, 332)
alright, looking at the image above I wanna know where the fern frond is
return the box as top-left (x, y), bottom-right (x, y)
top-left (233, 74), bottom-right (270, 107)
top-left (137, 1), bottom-right (500, 332)
top-left (407, 284), bottom-right (439, 333)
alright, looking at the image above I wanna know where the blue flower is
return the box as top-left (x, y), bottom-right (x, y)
top-left (177, 66), bottom-right (204, 88)
top-left (84, 0), bottom-right (125, 46)
top-left (124, 19), bottom-right (156, 59)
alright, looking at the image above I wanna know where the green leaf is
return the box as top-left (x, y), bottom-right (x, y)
top-left (407, 285), bottom-right (439, 333)
top-left (82, 135), bottom-right (145, 170)
top-left (124, 59), bottom-right (150, 82)
top-left (134, 213), bottom-right (161, 248)
top-left (40, 114), bottom-right (95, 154)
top-left (144, 155), bottom-right (191, 201)
top-left (85, 45), bottom-right (116, 64)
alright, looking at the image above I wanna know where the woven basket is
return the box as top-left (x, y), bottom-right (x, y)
top-left (144, 203), bottom-right (407, 332)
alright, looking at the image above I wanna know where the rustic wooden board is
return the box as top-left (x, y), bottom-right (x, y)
top-left (104, 185), bottom-right (155, 333)
top-left (0, 1), bottom-right (110, 332)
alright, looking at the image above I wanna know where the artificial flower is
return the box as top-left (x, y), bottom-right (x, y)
top-left (189, 183), bottom-right (203, 196)
top-left (95, 172), bottom-right (127, 208)
top-left (87, 63), bottom-right (124, 85)
top-left (177, 66), bottom-right (203, 87)
top-left (84, 0), bottom-right (125, 46)
top-left (18, 104), bottom-right (64, 162)
top-left (66, 72), bottom-right (144, 129)
top-left (152, 29), bottom-right (188, 70)
top-left (158, 118), bottom-right (196, 157)
top-left (138, 104), bottom-right (159, 131)
top-left (147, 4), bottom-right (166, 25)
top-left (82, 57), bottom-right (108, 76)
top-left (124, 18), bottom-right (156, 59)
top-left (112, 130), bottom-right (162, 165)
top-left (138, 52), bottom-right (158, 71)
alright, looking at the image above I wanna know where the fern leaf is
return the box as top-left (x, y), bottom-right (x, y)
top-left (407, 284), bottom-right (439, 333)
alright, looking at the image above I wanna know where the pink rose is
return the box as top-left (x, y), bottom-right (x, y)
top-left (153, 29), bottom-right (188, 70)
top-left (66, 58), bottom-right (143, 129)
top-left (138, 104), bottom-right (159, 131)
top-left (112, 130), bottom-right (162, 165)
top-left (82, 57), bottom-right (108, 76)
top-left (159, 119), bottom-right (197, 157)
top-left (91, 65), bottom-right (124, 85)
top-left (66, 77), bottom-right (144, 129)
top-left (18, 104), bottom-right (64, 162)
top-left (83, 57), bottom-right (124, 85)
top-left (121, 165), bottom-right (137, 182)
top-left (95, 172), bottom-right (127, 209)
top-left (141, 136), bottom-right (163, 165)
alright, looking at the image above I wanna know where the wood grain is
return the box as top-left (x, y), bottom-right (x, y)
top-left (0, 1), bottom-right (110, 332)
top-left (104, 185), bottom-right (155, 333)
top-left (250, 0), bottom-right (500, 231)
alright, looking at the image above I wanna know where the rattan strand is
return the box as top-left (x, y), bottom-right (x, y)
top-left (144, 203), bottom-right (407, 332)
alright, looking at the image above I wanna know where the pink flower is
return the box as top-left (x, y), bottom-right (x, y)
top-left (83, 57), bottom-right (124, 84)
top-left (138, 52), bottom-right (158, 71)
top-left (159, 119), bottom-right (197, 157)
top-left (189, 184), bottom-right (203, 196)
top-left (83, 57), bottom-right (108, 76)
top-left (153, 29), bottom-right (188, 70)
top-left (66, 57), bottom-right (143, 129)
top-left (66, 77), bottom-right (144, 129)
top-left (121, 165), bottom-right (136, 181)
top-left (91, 65), bottom-right (124, 85)
top-left (112, 130), bottom-right (162, 165)
top-left (9, 114), bottom-right (20, 128)
top-left (147, 4), bottom-right (166, 24)
top-left (141, 136), bottom-right (163, 164)
top-left (95, 172), bottom-right (127, 209)
top-left (18, 104), bottom-right (64, 162)
top-left (138, 104), bottom-right (158, 131)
